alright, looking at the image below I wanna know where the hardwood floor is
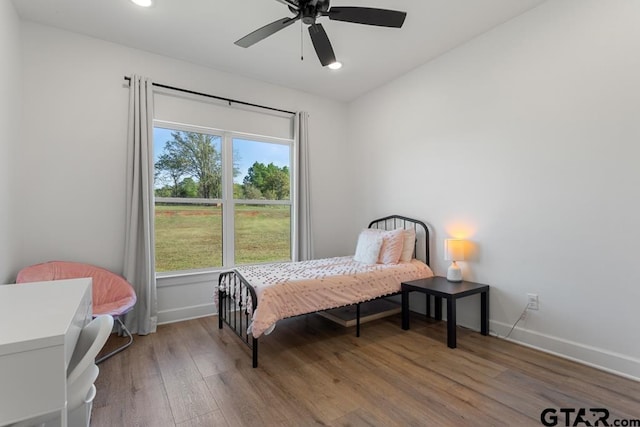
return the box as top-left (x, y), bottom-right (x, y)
top-left (92, 314), bottom-right (640, 426)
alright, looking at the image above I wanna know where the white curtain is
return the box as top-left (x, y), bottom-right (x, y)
top-left (295, 111), bottom-right (314, 261)
top-left (123, 75), bottom-right (158, 335)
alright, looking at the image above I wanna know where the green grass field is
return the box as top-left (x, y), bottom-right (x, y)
top-left (154, 204), bottom-right (291, 272)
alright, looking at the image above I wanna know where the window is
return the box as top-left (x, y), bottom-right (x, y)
top-left (153, 122), bottom-right (294, 273)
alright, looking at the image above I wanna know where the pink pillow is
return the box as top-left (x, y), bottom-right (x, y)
top-left (398, 228), bottom-right (416, 262)
top-left (377, 229), bottom-right (405, 264)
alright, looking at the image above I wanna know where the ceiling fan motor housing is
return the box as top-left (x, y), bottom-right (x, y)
top-left (299, 0), bottom-right (330, 25)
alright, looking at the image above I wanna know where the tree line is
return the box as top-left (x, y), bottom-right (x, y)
top-left (154, 131), bottom-right (290, 200)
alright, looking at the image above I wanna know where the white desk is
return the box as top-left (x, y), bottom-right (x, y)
top-left (0, 278), bottom-right (92, 427)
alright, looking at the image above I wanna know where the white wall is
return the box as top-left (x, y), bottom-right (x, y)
top-left (18, 22), bottom-right (352, 321)
top-left (0, 1), bottom-right (20, 283)
top-left (348, 0), bottom-right (640, 379)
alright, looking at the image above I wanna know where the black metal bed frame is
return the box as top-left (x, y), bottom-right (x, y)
top-left (217, 214), bottom-right (430, 368)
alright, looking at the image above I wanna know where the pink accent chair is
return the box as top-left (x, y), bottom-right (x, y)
top-left (16, 261), bottom-right (137, 363)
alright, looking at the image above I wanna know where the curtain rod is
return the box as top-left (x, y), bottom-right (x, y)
top-left (123, 76), bottom-right (296, 115)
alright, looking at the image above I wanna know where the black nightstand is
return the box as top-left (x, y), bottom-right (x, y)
top-left (401, 276), bottom-right (490, 348)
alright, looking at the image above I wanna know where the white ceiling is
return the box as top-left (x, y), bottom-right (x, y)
top-left (12, 0), bottom-right (546, 102)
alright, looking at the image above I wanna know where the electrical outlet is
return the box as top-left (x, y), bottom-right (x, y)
top-left (527, 293), bottom-right (539, 310)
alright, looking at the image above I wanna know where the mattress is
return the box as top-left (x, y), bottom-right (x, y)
top-left (232, 256), bottom-right (434, 337)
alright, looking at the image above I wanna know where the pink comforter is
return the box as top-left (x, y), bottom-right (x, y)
top-left (233, 256), bottom-right (434, 338)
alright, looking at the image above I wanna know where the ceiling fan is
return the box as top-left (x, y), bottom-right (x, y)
top-left (234, 0), bottom-right (407, 67)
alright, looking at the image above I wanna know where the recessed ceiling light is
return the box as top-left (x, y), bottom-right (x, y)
top-left (328, 61), bottom-right (343, 70)
top-left (131, 0), bottom-right (152, 7)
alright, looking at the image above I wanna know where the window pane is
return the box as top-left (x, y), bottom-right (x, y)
top-left (154, 126), bottom-right (224, 272)
top-left (154, 128), bottom-right (222, 199)
top-left (233, 138), bottom-right (291, 201)
top-left (154, 202), bottom-right (223, 272)
top-left (235, 204), bottom-right (291, 265)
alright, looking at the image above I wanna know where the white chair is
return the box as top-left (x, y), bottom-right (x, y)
top-left (10, 316), bottom-right (113, 427)
top-left (51, 364), bottom-right (99, 427)
top-left (66, 383), bottom-right (97, 427)
top-left (67, 315), bottom-right (114, 384)
top-left (15, 365), bottom-right (100, 427)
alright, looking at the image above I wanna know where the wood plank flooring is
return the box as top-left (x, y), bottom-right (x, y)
top-left (92, 314), bottom-right (640, 426)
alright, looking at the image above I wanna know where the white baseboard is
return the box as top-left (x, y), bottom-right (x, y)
top-left (490, 320), bottom-right (640, 382)
top-left (157, 302), bottom-right (216, 325)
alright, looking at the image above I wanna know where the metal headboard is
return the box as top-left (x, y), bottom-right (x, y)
top-left (368, 215), bottom-right (430, 266)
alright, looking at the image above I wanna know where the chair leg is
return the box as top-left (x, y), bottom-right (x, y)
top-left (96, 316), bottom-right (133, 364)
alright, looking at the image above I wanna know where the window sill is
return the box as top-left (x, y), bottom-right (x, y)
top-left (156, 269), bottom-right (223, 288)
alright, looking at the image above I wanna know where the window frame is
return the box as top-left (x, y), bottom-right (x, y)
top-left (153, 119), bottom-right (296, 276)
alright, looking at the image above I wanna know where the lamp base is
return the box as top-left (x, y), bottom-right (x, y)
top-left (446, 262), bottom-right (462, 282)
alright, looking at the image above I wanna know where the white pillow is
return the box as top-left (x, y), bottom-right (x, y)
top-left (354, 229), bottom-right (384, 264)
top-left (398, 228), bottom-right (416, 262)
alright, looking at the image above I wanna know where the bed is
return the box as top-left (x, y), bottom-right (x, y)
top-left (216, 215), bottom-right (434, 368)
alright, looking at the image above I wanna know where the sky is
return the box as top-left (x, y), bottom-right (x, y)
top-left (153, 127), bottom-right (290, 185)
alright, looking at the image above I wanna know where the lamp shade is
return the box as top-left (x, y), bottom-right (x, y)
top-left (444, 239), bottom-right (465, 261)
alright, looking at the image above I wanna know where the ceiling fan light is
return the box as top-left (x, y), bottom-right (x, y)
top-left (131, 0), bottom-right (152, 7)
top-left (328, 61), bottom-right (342, 70)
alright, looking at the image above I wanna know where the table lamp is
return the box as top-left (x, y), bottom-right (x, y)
top-left (444, 239), bottom-right (465, 282)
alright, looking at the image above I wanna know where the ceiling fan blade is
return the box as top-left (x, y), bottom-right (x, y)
top-left (273, 0), bottom-right (300, 10)
top-left (308, 23), bottom-right (336, 67)
top-left (235, 16), bottom-right (300, 48)
top-left (325, 7), bottom-right (407, 28)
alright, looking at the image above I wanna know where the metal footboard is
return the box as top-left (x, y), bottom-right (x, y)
top-left (218, 270), bottom-right (259, 368)
top-left (217, 270), bottom-right (372, 368)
